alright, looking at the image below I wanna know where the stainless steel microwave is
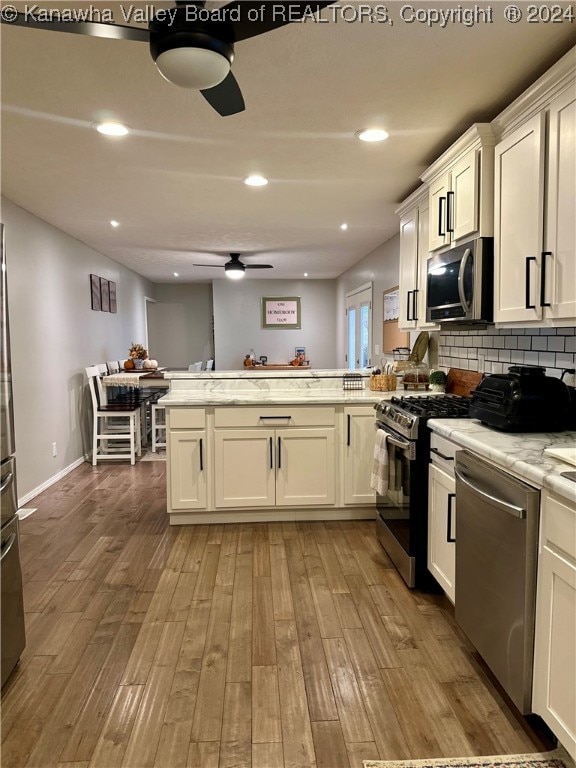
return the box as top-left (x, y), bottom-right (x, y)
top-left (426, 237), bottom-right (493, 324)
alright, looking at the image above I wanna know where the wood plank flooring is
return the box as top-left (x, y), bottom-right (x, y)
top-left (1, 461), bottom-right (547, 768)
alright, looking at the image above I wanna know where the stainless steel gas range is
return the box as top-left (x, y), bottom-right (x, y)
top-left (374, 394), bottom-right (470, 589)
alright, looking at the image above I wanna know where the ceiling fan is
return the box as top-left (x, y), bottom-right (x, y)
top-left (193, 252), bottom-right (273, 279)
top-left (3, 1), bottom-right (336, 116)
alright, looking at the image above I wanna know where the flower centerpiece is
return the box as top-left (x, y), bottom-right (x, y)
top-left (129, 342), bottom-right (148, 370)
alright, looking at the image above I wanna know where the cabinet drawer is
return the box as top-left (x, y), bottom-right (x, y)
top-left (214, 406), bottom-right (335, 428)
top-left (542, 491), bottom-right (576, 562)
top-left (430, 433), bottom-right (457, 476)
top-left (168, 408), bottom-right (206, 429)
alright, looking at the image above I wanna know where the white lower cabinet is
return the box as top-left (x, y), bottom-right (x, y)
top-left (214, 426), bottom-right (336, 508)
top-left (343, 407), bottom-right (376, 505)
top-left (533, 491), bottom-right (576, 759)
top-left (214, 429), bottom-right (275, 508)
top-left (427, 462), bottom-right (456, 603)
top-left (169, 430), bottom-right (207, 510)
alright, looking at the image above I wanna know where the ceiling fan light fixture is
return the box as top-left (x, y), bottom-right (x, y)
top-left (355, 128), bottom-right (389, 143)
top-left (225, 262), bottom-right (245, 280)
top-left (94, 122), bottom-right (130, 137)
top-left (155, 47), bottom-right (230, 90)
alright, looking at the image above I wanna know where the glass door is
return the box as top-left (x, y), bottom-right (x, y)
top-left (346, 284), bottom-right (372, 369)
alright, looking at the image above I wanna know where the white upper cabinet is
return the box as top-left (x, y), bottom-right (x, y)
top-left (493, 48), bottom-right (576, 326)
top-left (396, 187), bottom-right (439, 332)
top-left (422, 124), bottom-right (495, 253)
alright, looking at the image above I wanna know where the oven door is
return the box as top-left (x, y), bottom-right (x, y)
top-left (375, 423), bottom-right (417, 587)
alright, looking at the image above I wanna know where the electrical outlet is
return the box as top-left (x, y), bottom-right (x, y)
top-left (374, 344), bottom-right (380, 356)
top-left (52, 442), bottom-right (57, 457)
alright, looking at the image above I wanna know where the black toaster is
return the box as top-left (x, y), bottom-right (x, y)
top-left (469, 365), bottom-right (573, 432)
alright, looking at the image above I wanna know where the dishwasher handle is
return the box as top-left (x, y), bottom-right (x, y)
top-left (455, 468), bottom-right (526, 519)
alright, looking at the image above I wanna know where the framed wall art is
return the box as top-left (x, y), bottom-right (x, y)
top-left (90, 274), bottom-right (101, 311)
top-left (100, 277), bottom-right (110, 312)
top-left (261, 296), bottom-right (301, 330)
top-left (108, 281), bottom-right (117, 313)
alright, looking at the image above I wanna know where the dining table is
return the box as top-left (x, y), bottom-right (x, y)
top-left (100, 369), bottom-right (168, 404)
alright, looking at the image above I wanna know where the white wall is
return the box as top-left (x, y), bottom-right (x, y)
top-left (212, 279), bottom-right (337, 370)
top-left (336, 234), bottom-right (401, 368)
top-left (1, 197), bottom-right (154, 501)
top-left (147, 284), bottom-right (213, 368)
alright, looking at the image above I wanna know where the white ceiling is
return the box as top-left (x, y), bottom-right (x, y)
top-left (1, 2), bottom-right (575, 282)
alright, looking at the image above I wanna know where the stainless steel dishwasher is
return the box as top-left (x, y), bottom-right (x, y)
top-left (454, 450), bottom-right (539, 714)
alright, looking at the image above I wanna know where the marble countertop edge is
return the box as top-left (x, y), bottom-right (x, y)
top-left (428, 418), bottom-right (576, 504)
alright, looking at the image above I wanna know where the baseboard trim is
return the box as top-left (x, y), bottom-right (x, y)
top-left (18, 456), bottom-right (86, 506)
top-left (169, 506), bottom-right (377, 526)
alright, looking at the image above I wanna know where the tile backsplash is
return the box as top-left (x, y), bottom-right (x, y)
top-left (438, 327), bottom-right (576, 378)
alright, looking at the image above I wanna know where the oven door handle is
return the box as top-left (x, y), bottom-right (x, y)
top-left (376, 425), bottom-right (411, 451)
top-left (457, 248), bottom-right (472, 313)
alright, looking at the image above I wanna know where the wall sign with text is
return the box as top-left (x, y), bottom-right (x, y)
top-left (261, 296), bottom-right (301, 329)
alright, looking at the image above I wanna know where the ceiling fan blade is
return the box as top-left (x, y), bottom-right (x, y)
top-left (245, 265), bottom-right (273, 269)
top-left (193, 264), bottom-right (225, 268)
top-left (220, 1), bottom-right (335, 42)
top-left (1, 11), bottom-right (150, 42)
top-left (200, 71), bottom-right (245, 116)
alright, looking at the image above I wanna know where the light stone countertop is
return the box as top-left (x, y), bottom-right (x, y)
top-left (428, 418), bottom-right (576, 504)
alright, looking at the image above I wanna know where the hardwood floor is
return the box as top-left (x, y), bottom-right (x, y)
top-left (1, 461), bottom-right (546, 768)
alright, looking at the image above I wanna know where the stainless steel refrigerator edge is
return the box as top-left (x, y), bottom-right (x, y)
top-left (1, 222), bottom-right (26, 687)
top-left (455, 450), bottom-right (539, 714)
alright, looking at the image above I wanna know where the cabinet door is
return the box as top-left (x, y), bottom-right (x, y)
top-left (343, 408), bottom-right (376, 506)
top-left (533, 545), bottom-right (576, 759)
top-left (451, 149), bottom-right (479, 242)
top-left (169, 430), bottom-right (207, 510)
top-left (416, 201), bottom-right (439, 330)
top-left (545, 89), bottom-right (576, 321)
top-left (214, 429), bottom-right (275, 508)
top-left (276, 428), bottom-right (335, 507)
top-left (427, 464), bottom-right (456, 603)
top-left (428, 173), bottom-right (451, 251)
top-left (399, 208), bottom-right (419, 330)
top-left (494, 113), bottom-right (546, 323)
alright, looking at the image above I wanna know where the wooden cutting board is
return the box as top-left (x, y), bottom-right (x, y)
top-left (446, 367), bottom-right (483, 397)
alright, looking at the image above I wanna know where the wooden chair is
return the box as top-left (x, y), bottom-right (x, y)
top-left (151, 403), bottom-right (166, 453)
top-left (85, 366), bottom-right (142, 465)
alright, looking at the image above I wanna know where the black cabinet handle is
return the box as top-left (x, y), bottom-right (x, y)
top-left (447, 493), bottom-right (456, 543)
top-left (199, 438), bottom-right (204, 471)
top-left (430, 447), bottom-right (454, 462)
top-left (540, 251), bottom-right (552, 308)
top-left (446, 191), bottom-right (454, 233)
top-left (438, 196), bottom-right (446, 237)
top-left (269, 436), bottom-right (273, 469)
top-left (525, 256), bottom-right (536, 310)
top-left (406, 290), bottom-right (412, 322)
top-left (277, 436), bottom-right (282, 469)
top-left (347, 414), bottom-right (351, 447)
top-left (259, 415), bottom-right (291, 420)
top-left (412, 289), bottom-right (418, 322)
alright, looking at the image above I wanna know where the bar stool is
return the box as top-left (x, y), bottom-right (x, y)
top-left (85, 366), bottom-right (142, 465)
top-left (151, 403), bottom-right (166, 452)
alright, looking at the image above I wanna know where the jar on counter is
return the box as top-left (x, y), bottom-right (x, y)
top-left (403, 362), bottom-right (430, 390)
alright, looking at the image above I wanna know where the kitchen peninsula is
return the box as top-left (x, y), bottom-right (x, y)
top-left (161, 369), bottom-right (390, 524)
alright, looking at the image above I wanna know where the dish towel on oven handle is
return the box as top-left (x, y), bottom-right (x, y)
top-left (370, 429), bottom-right (389, 496)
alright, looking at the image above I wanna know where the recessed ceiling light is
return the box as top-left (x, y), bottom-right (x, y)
top-left (355, 128), bottom-right (389, 143)
top-left (173, 272), bottom-right (179, 277)
top-left (110, 220), bottom-right (120, 228)
top-left (340, 223), bottom-right (348, 230)
top-left (94, 122), bottom-right (130, 137)
top-left (244, 175), bottom-right (268, 187)
top-left (304, 273), bottom-right (308, 277)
